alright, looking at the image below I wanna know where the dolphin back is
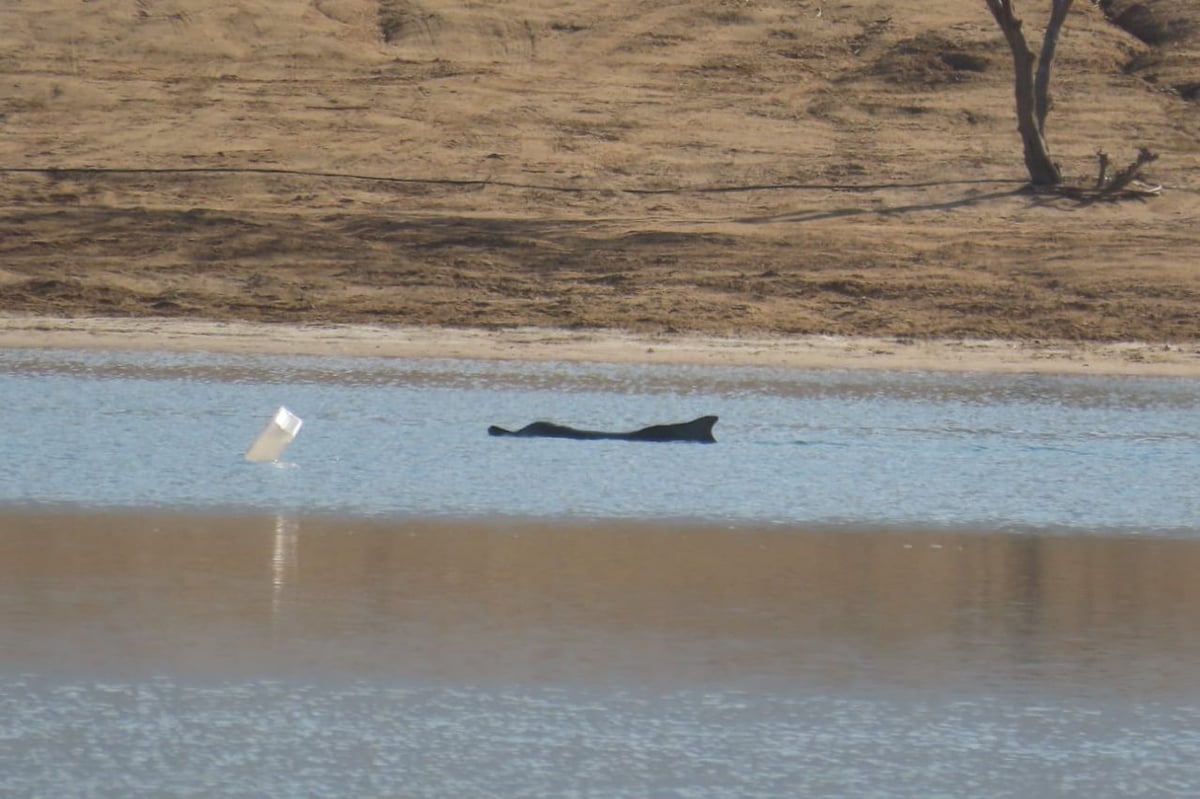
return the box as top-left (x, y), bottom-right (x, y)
top-left (489, 415), bottom-right (717, 443)
top-left (627, 415), bottom-right (718, 443)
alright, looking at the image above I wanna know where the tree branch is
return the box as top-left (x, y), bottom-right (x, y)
top-left (1034, 0), bottom-right (1075, 130)
top-left (1099, 147), bottom-right (1159, 196)
top-left (1095, 150), bottom-right (1110, 187)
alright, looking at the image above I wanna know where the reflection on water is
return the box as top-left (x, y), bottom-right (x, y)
top-left (270, 513), bottom-right (299, 624)
top-left (4, 509), bottom-right (1200, 692)
top-left (3, 509), bottom-right (1200, 796)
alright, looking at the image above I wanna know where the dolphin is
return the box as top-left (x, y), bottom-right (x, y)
top-left (488, 415), bottom-right (718, 443)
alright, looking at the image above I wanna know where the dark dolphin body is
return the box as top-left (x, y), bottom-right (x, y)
top-left (488, 415), bottom-right (718, 443)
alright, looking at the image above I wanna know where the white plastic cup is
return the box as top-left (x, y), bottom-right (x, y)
top-left (245, 406), bottom-right (304, 463)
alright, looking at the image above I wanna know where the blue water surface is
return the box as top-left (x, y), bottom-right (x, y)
top-left (1, 347), bottom-right (1197, 533)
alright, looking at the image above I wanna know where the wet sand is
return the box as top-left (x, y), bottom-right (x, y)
top-left (4, 314), bottom-right (1200, 377)
top-left (4, 506), bottom-right (1200, 695)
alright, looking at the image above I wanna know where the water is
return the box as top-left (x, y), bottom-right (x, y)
top-left (2, 347), bottom-right (1199, 797)
top-left (6, 679), bottom-right (1198, 798)
top-left (1, 347), bottom-right (1197, 532)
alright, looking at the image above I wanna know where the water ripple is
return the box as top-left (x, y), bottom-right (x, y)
top-left (1, 348), bottom-right (1198, 534)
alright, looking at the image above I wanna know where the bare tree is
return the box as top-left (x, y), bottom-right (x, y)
top-left (984, 0), bottom-right (1074, 186)
top-left (984, 0), bottom-right (1160, 198)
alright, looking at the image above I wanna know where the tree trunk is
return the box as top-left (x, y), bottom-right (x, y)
top-left (984, 0), bottom-right (1073, 186)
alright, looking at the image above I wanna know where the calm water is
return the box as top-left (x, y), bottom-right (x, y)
top-left (2, 347), bottom-right (1199, 797)
top-left (1, 347), bottom-right (1198, 531)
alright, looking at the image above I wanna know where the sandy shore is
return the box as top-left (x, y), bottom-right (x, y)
top-left (2, 314), bottom-right (1199, 377)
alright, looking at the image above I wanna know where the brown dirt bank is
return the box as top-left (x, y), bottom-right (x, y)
top-left (1, 0), bottom-right (1198, 345)
top-left (4, 315), bottom-right (1199, 376)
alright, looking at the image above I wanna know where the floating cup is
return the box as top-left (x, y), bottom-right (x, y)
top-left (245, 406), bottom-right (304, 463)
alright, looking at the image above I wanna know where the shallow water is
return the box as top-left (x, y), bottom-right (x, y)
top-left (2, 348), bottom-right (1199, 797)
top-left (1, 347), bottom-right (1198, 532)
top-left (3, 510), bottom-right (1200, 798)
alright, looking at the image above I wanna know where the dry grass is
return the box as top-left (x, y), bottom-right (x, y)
top-left (0, 0), bottom-right (1198, 341)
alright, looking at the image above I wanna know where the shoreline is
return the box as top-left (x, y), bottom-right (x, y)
top-left (0, 502), bottom-right (1191, 540)
top-left (2, 314), bottom-right (1200, 377)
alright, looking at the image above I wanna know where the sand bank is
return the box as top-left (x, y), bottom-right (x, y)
top-left (2, 314), bottom-right (1199, 377)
